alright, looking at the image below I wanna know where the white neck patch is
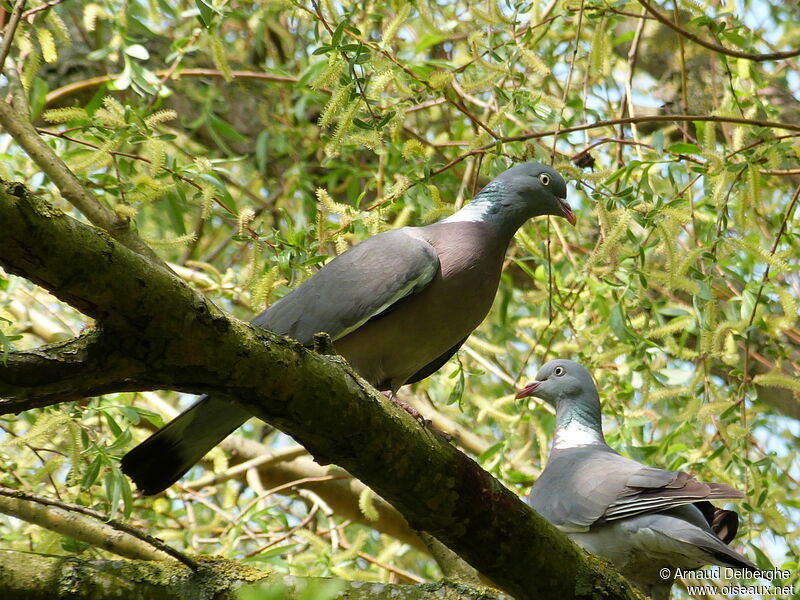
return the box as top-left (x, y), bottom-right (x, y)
top-left (554, 419), bottom-right (604, 449)
top-left (442, 200), bottom-right (494, 224)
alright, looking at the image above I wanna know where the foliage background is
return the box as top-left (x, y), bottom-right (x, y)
top-left (0, 0), bottom-right (798, 598)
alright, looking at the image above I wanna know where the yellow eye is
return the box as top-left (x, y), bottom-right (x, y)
top-left (554, 366), bottom-right (565, 376)
top-left (539, 173), bottom-right (551, 186)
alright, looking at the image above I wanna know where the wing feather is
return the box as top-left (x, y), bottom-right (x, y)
top-left (251, 228), bottom-right (439, 345)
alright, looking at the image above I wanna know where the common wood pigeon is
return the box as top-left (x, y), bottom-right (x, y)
top-left (122, 162), bottom-right (573, 495)
top-left (516, 359), bottom-right (758, 600)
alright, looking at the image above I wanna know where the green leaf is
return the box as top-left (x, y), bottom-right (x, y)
top-left (195, 0), bottom-right (214, 28)
top-left (124, 44), bottom-right (150, 60)
top-left (610, 303), bottom-right (632, 341)
top-left (81, 455), bottom-right (104, 490)
top-left (446, 359), bottom-right (465, 406)
top-left (416, 33), bottom-right (448, 53)
top-left (208, 113), bottom-right (248, 143)
top-left (667, 142), bottom-right (701, 155)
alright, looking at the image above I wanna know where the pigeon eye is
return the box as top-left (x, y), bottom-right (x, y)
top-left (539, 173), bottom-right (551, 186)
top-left (554, 366), bottom-right (565, 376)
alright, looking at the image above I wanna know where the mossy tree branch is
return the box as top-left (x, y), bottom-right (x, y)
top-left (0, 182), bottom-right (641, 599)
top-left (0, 550), bottom-right (511, 600)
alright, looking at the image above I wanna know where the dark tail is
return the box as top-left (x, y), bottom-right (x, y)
top-left (120, 396), bottom-right (251, 495)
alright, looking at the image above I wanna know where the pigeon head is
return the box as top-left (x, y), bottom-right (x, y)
top-left (490, 162), bottom-right (572, 223)
top-left (516, 359), bottom-right (605, 447)
top-left (444, 162), bottom-right (573, 232)
top-left (515, 359), bottom-right (597, 408)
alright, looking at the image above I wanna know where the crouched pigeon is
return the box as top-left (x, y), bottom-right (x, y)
top-left (516, 359), bottom-right (758, 600)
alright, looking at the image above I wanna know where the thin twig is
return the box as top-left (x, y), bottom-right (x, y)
top-left (0, 0), bottom-right (27, 71)
top-left (21, 0), bottom-right (66, 22)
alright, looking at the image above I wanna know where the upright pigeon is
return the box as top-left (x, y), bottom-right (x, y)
top-left (516, 359), bottom-right (758, 600)
top-left (122, 162), bottom-right (573, 495)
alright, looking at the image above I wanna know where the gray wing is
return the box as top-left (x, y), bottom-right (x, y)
top-left (530, 446), bottom-right (744, 532)
top-left (252, 227), bottom-right (439, 345)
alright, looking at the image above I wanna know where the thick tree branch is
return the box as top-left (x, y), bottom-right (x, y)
top-left (0, 328), bottom-right (151, 413)
top-left (0, 550), bottom-right (510, 600)
top-left (0, 183), bottom-right (641, 599)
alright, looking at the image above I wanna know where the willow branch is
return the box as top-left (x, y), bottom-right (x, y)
top-left (636, 0), bottom-right (800, 61)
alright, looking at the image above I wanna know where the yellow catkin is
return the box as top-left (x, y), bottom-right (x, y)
top-left (427, 184), bottom-right (442, 205)
top-left (519, 47), bottom-right (550, 75)
top-left (318, 84), bottom-right (351, 129)
top-left (698, 300), bottom-right (718, 356)
top-left (68, 140), bottom-right (117, 173)
top-left (145, 109), bottom-right (178, 128)
top-left (103, 95), bottom-right (125, 116)
top-left (402, 139), bottom-right (425, 159)
top-left (65, 421), bottom-right (82, 487)
top-left (209, 33), bottom-right (233, 82)
top-left (727, 237), bottom-right (790, 273)
top-left (36, 28), bottom-right (57, 63)
top-left (458, 70), bottom-right (495, 93)
top-left (334, 236), bottom-right (350, 255)
top-left (752, 373), bottom-right (800, 393)
top-left (310, 53), bottom-right (344, 91)
top-left (149, 139), bottom-right (167, 175)
top-left (114, 203), bottom-right (138, 219)
top-left (142, 232), bottom-right (197, 247)
top-left (775, 286), bottom-right (798, 329)
top-left (46, 12), bottom-right (71, 44)
top-left (358, 487), bottom-right (379, 521)
top-left (703, 121), bottom-right (716, 151)
top-left (428, 70), bottom-right (453, 89)
top-left (6, 413), bottom-right (71, 447)
top-left (711, 169), bottom-right (733, 208)
top-left (368, 70), bottom-right (394, 99)
top-left (252, 266), bottom-right (285, 309)
top-left (342, 130), bottom-right (382, 152)
top-left (382, 4), bottom-right (411, 45)
top-left (83, 3), bottom-right (103, 31)
top-left (126, 176), bottom-right (172, 203)
top-left (316, 187), bottom-right (353, 216)
top-left (418, 1), bottom-right (444, 33)
top-left (589, 209), bottom-right (632, 267)
top-left (589, 18), bottom-right (608, 77)
top-left (194, 156), bottom-right (212, 174)
top-left (238, 208), bottom-right (256, 236)
top-left (43, 107), bottom-right (89, 123)
top-left (244, 242), bottom-right (262, 288)
top-left (94, 108), bottom-right (126, 128)
top-left (327, 102), bottom-right (359, 154)
top-left (200, 183), bottom-right (215, 219)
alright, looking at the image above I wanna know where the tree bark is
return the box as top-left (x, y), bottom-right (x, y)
top-left (0, 550), bottom-right (510, 600)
